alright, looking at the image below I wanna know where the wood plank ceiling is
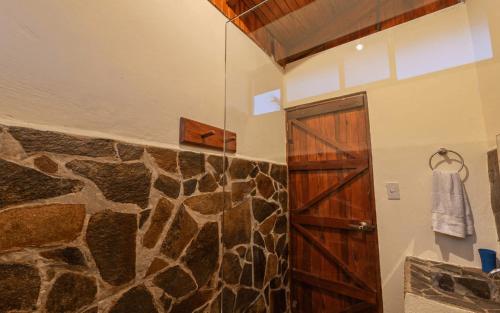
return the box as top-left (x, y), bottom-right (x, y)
top-left (209, 0), bottom-right (463, 67)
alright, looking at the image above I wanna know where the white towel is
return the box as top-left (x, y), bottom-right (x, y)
top-left (432, 170), bottom-right (474, 238)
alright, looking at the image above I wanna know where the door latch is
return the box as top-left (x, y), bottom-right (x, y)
top-left (348, 221), bottom-right (376, 232)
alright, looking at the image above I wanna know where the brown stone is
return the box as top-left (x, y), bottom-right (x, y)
top-left (275, 235), bottom-right (287, 258)
top-left (247, 296), bottom-right (267, 313)
top-left (264, 254), bottom-right (278, 285)
top-left (40, 247), bottom-right (86, 266)
top-left (148, 147), bottom-right (177, 173)
top-left (109, 285), bottom-right (158, 313)
top-left (145, 258), bottom-right (169, 277)
top-left (160, 206), bottom-right (198, 260)
top-left (34, 155), bottom-right (58, 174)
top-left (182, 222), bottom-right (219, 287)
top-left (232, 180), bottom-right (256, 203)
top-left (117, 143), bottom-right (144, 161)
top-left (260, 214), bottom-right (277, 235)
top-left (198, 173), bottom-right (218, 192)
top-left (210, 288), bottom-right (235, 313)
top-left (223, 200), bottom-right (252, 249)
top-left (0, 204), bottom-right (85, 252)
top-left (240, 263), bottom-right (253, 287)
top-left (0, 159), bottom-right (83, 209)
top-left (183, 179), bottom-right (197, 196)
top-left (222, 252), bottom-right (243, 285)
top-left (234, 288), bottom-right (259, 313)
top-left (143, 198), bottom-right (174, 248)
top-left (265, 234), bottom-right (275, 254)
top-left (207, 155), bottom-right (227, 176)
top-left (0, 264), bottom-right (41, 313)
top-left (256, 173), bottom-right (275, 199)
top-left (274, 215), bottom-right (287, 234)
top-left (487, 150), bottom-right (500, 238)
top-left (67, 160), bottom-right (151, 208)
top-left (153, 266), bottom-right (197, 298)
top-left (179, 151), bottom-right (205, 178)
top-left (253, 246), bottom-right (266, 288)
top-left (8, 126), bottom-right (116, 157)
top-left (184, 192), bottom-right (230, 215)
top-left (278, 191), bottom-right (288, 211)
top-left (154, 175), bottom-right (180, 199)
top-left (254, 231), bottom-right (265, 248)
top-left (252, 198), bottom-right (279, 223)
top-left (170, 290), bottom-right (213, 313)
top-left (139, 209), bottom-right (151, 228)
top-left (236, 246), bottom-right (247, 258)
top-left (45, 273), bottom-right (97, 313)
top-left (86, 210), bottom-right (137, 286)
top-left (258, 162), bottom-right (270, 174)
top-left (229, 159), bottom-right (254, 179)
top-left (270, 164), bottom-right (287, 187)
top-left (83, 307), bottom-right (98, 313)
top-left (270, 289), bottom-right (287, 313)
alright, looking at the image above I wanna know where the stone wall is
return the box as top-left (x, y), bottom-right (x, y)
top-left (0, 124), bottom-right (289, 313)
top-left (487, 149), bottom-right (500, 240)
top-left (405, 257), bottom-right (500, 312)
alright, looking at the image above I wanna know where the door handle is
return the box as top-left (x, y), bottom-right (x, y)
top-left (348, 221), bottom-right (376, 232)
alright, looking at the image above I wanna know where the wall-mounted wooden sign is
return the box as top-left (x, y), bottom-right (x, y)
top-left (179, 117), bottom-right (236, 153)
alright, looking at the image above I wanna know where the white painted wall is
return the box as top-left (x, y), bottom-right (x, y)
top-left (0, 0), bottom-right (286, 163)
top-left (283, 2), bottom-right (500, 312)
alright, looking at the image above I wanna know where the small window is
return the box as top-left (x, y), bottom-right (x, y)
top-left (253, 89), bottom-right (281, 116)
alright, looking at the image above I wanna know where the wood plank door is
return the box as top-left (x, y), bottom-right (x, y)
top-left (286, 92), bottom-right (383, 313)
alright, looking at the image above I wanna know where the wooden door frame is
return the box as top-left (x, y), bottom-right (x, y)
top-left (285, 91), bottom-right (383, 312)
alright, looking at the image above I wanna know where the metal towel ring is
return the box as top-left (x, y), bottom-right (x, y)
top-left (428, 148), bottom-right (465, 172)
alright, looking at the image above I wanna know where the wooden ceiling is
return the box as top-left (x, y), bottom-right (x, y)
top-left (209, 0), bottom-right (462, 67)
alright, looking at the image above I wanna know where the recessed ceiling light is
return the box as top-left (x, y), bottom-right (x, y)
top-left (356, 43), bottom-right (364, 51)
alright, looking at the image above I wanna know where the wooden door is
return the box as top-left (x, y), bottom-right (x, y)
top-left (286, 92), bottom-right (383, 313)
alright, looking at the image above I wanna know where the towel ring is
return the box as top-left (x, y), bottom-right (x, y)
top-left (428, 148), bottom-right (465, 172)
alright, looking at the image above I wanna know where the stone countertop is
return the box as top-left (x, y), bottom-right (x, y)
top-left (405, 257), bottom-right (500, 312)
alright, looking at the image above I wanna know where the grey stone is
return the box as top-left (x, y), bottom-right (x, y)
top-left (109, 285), bottom-right (158, 313)
top-left (154, 266), bottom-right (197, 298)
top-left (117, 143), bottom-right (144, 161)
top-left (160, 206), bottom-right (198, 260)
top-left (182, 222), bottom-right (219, 287)
top-left (179, 151), bottom-right (205, 178)
top-left (67, 160), bottom-right (151, 208)
top-left (0, 264), bottom-right (40, 313)
top-left (86, 210), bottom-right (137, 286)
top-left (154, 175), bottom-right (181, 199)
top-left (45, 273), bottom-right (97, 313)
top-left (8, 127), bottom-right (116, 157)
top-left (0, 159), bottom-right (83, 209)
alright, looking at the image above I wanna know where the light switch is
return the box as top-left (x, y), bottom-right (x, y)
top-left (386, 182), bottom-right (400, 200)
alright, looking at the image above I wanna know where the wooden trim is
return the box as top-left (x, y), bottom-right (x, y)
top-left (286, 93), bottom-right (366, 119)
top-left (290, 120), bottom-right (359, 158)
top-left (291, 215), bottom-right (368, 231)
top-left (179, 117), bottom-right (237, 153)
top-left (292, 269), bottom-right (376, 304)
top-left (288, 159), bottom-right (368, 171)
top-left (293, 166), bottom-right (368, 214)
top-left (292, 223), bottom-right (374, 291)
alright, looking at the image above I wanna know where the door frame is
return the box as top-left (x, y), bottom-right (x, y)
top-left (285, 91), bottom-right (383, 312)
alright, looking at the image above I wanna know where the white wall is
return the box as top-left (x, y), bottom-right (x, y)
top-left (284, 2), bottom-right (499, 312)
top-left (0, 0), bottom-right (286, 163)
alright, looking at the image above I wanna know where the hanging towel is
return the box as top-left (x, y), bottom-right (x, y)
top-left (432, 170), bottom-right (474, 238)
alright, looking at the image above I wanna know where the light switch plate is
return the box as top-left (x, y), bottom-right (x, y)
top-left (386, 182), bottom-right (400, 200)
